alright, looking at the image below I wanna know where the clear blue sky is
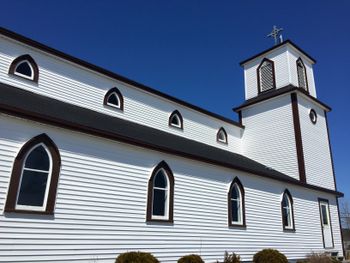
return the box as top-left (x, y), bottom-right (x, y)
top-left (1, 1), bottom-right (349, 201)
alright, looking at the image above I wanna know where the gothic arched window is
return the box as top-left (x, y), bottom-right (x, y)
top-left (281, 189), bottom-right (295, 231)
top-left (228, 177), bottom-right (245, 227)
top-left (169, 110), bottom-right (183, 129)
top-left (296, 58), bottom-right (308, 92)
top-left (257, 58), bottom-right (276, 93)
top-left (9, 54), bottom-right (39, 82)
top-left (147, 161), bottom-right (174, 222)
top-left (5, 134), bottom-right (61, 214)
top-left (104, 87), bottom-right (124, 110)
top-left (217, 127), bottom-right (228, 144)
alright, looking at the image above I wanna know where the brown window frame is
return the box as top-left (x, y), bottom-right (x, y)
top-left (146, 161), bottom-right (174, 223)
top-left (228, 177), bottom-right (246, 227)
top-left (168, 110), bottom-right (183, 130)
top-left (257, 58), bottom-right (276, 94)
top-left (8, 54), bottom-right (39, 83)
top-left (296, 58), bottom-right (309, 93)
top-left (103, 87), bottom-right (124, 111)
top-left (5, 134), bottom-right (61, 215)
top-left (281, 189), bottom-right (296, 232)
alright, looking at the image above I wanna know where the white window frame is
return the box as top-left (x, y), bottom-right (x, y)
top-left (106, 92), bottom-right (121, 109)
top-left (282, 193), bottom-right (293, 230)
top-left (169, 114), bottom-right (182, 128)
top-left (230, 183), bottom-right (243, 225)
top-left (15, 143), bottom-right (53, 212)
top-left (151, 168), bottom-right (170, 220)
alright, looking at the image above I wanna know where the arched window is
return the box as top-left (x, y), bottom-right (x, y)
top-left (169, 110), bottom-right (183, 129)
top-left (217, 127), bottom-right (228, 144)
top-left (281, 189), bottom-right (295, 231)
top-left (296, 58), bottom-right (308, 91)
top-left (9, 54), bottom-right (39, 82)
top-left (104, 87), bottom-right (124, 111)
top-left (257, 58), bottom-right (276, 93)
top-left (5, 134), bottom-right (61, 214)
top-left (147, 161), bottom-right (174, 222)
top-left (228, 177), bottom-right (245, 227)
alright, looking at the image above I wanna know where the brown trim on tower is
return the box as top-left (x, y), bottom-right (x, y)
top-left (146, 161), bottom-right (174, 223)
top-left (228, 177), bottom-right (246, 228)
top-left (0, 27), bottom-right (242, 128)
top-left (291, 93), bottom-right (306, 183)
top-left (238, 111), bottom-right (243, 126)
top-left (318, 198), bottom-right (335, 249)
top-left (8, 54), bottom-right (39, 83)
top-left (103, 87), bottom-right (124, 111)
top-left (257, 58), bottom-right (276, 94)
top-left (168, 110), bottom-right (183, 130)
top-left (336, 198), bottom-right (346, 257)
top-left (281, 189), bottom-right (296, 232)
top-left (5, 134), bottom-right (61, 215)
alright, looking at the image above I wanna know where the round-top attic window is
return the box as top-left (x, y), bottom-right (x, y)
top-left (309, 109), bottom-right (317, 124)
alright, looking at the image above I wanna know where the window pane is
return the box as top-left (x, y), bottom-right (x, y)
top-left (218, 131), bottom-right (226, 141)
top-left (16, 62), bottom-right (32, 77)
top-left (283, 207), bottom-right (291, 227)
top-left (153, 189), bottom-right (166, 216)
top-left (107, 93), bottom-right (119, 106)
top-left (17, 170), bottom-right (48, 206)
top-left (231, 199), bottom-right (240, 222)
top-left (171, 115), bottom-right (179, 126)
top-left (260, 62), bottom-right (274, 91)
top-left (231, 185), bottom-right (239, 199)
top-left (282, 195), bottom-right (288, 208)
top-left (321, 205), bottom-right (329, 225)
top-left (25, 145), bottom-right (50, 171)
top-left (154, 170), bottom-right (167, 188)
top-left (297, 63), bottom-right (307, 90)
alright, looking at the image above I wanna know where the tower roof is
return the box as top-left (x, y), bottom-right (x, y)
top-left (240, 40), bottom-right (317, 66)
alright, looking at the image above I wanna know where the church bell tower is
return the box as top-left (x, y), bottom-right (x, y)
top-left (234, 38), bottom-right (336, 191)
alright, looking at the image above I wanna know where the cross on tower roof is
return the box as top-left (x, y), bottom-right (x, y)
top-left (267, 25), bottom-right (284, 45)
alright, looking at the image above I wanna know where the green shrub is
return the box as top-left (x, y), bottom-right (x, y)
top-left (253, 249), bottom-right (288, 263)
top-left (220, 251), bottom-right (241, 263)
top-left (178, 254), bottom-right (204, 263)
top-left (115, 251), bottom-right (159, 263)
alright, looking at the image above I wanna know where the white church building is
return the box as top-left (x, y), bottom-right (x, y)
top-left (0, 27), bottom-right (345, 262)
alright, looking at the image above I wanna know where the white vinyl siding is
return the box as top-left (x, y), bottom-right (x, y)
top-left (0, 114), bottom-right (342, 263)
top-left (240, 94), bottom-right (299, 180)
top-left (0, 36), bottom-right (242, 154)
top-left (297, 95), bottom-right (335, 190)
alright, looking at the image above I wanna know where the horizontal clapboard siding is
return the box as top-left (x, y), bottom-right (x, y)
top-left (0, 36), bottom-right (242, 155)
top-left (240, 94), bottom-right (299, 180)
top-left (298, 95), bottom-right (335, 190)
top-left (0, 114), bottom-right (342, 262)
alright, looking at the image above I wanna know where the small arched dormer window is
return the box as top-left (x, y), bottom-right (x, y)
top-left (9, 54), bottom-right (39, 82)
top-left (217, 127), bottom-right (228, 144)
top-left (281, 189), bottom-right (295, 231)
top-left (5, 134), bottom-right (61, 214)
top-left (169, 110), bottom-right (183, 130)
top-left (296, 58), bottom-right (308, 92)
top-left (228, 177), bottom-right (245, 227)
top-left (147, 161), bottom-right (174, 223)
top-left (104, 87), bottom-right (124, 111)
top-left (257, 58), bottom-right (276, 93)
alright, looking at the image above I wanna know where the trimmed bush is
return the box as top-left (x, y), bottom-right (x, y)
top-left (253, 249), bottom-right (288, 263)
top-left (221, 251), bottom-right (241, 263)
top-left (115, 251), bottom-right (159, 263)
top-left (178, 254), bottom-right (204, 263)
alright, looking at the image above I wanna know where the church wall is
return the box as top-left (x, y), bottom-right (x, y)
top-left (0, 114), bottom-right (342, 262)
top-left (240, 94), bottom-right (300, 180)
top-left (298, 95), bottom-right (335, 190)
top-left (0, 36), bottom-right (242, 155)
